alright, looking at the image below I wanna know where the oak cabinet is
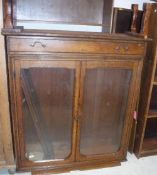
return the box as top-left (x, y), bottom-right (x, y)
top-left (13, 59), bottom-right (78, 164)
top-left (5, 34), bottom-right (146, 174)
top-left (1, 0), bottom-right (149, 174)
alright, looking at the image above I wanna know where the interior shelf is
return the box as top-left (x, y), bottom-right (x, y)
top-left (148, 109), bottom-right (157, 118)
top-left (153, 76), bottom-right (157, 85)
top-left (148, 86), bottom-right (157, 118)
top-left (142, 137), bottom-right (157, 152)
top-left (142, 118), bottom-right (157, 154)
top-left (153, 81), bottom-right (157, 85)
top-left (153, 69), bottom-right (157, 84)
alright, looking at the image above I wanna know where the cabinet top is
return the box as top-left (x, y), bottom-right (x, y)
top-left (3, 0), bottom-right (154, 39)
top-left (2, 29), bottom-right (149, 42)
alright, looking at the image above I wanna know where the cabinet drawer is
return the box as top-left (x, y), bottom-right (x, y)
top-left (8, 37), bottom-right (145, 55)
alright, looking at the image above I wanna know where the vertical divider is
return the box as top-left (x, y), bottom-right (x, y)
top-left (72, 61), bottom-right (81, 161)
top-left (131, 4), bottom-right (139, 33)
top-left (75, 61), bottom-right (86, 161)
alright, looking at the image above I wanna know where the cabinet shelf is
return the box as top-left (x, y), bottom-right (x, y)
top-left (6, 42), bottom-right (143, 172)
top-left (133, 3), bottom-right (157, 158)
top-left (153, 76), bottom-right (157, 85)
top-left (148, 109), bottom-right (157, 118)
top-left (153, 81), bottom-right (157, 85)
top-left (141, 117), bottom-right (157, 156)
top-left (148, 85), bottom-right (157, 118)
top-left (141, 137), bottom-right (157, 156)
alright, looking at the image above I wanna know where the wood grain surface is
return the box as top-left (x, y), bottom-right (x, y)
top-left (0, 0), bottom-right (14, 168)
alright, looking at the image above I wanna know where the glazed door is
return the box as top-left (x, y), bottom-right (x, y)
top-left (13, 58), bottom-right (80, 167)
top-left (77, 60), bottom-right (139, 161)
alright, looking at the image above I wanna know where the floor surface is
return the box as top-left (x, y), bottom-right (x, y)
top-left (1, 153), bottom-right (157, 175)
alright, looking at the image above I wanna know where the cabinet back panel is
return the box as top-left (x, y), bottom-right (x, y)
top-left (16, 0), bottom-right (103, 24)
top-left (14, 0), bottom-right (113, 32)
top-left (150, 86), bottom-right (157, 110)
top-left (145, 118), bottom-right (157, 138)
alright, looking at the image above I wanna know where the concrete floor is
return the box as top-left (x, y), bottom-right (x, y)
top-left (1, 153), bottom-right (157, 175)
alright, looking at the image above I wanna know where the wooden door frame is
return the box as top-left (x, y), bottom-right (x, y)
top-left (76, 59), bottom-right (143, 162)
top-left (9, 56), bottom-right (81, 170)
top-left (8, 55), bottom-right (143, 172)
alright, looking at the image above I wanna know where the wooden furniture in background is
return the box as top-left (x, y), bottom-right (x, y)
top-left (112, 6), bottom-right (143, 34)
top-left (131, 4), bottom-right (139, 33)
top-left (2, 0), bottom-right (148, 174)
top-left (140, 3), bottom-right (154, 38)
top-left (111, 3), bottom-right (156, 153)
top-left (112, 3), bottom-right (153, 39)
top-left (3, 31), bottom-right (147, 175)
top-left (134, 3), bottom-right (157, 157)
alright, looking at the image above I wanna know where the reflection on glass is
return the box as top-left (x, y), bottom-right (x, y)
top-left (21, 68), bottom-right (75, 162)
top-left (80, 68), bottom-right (132, 155)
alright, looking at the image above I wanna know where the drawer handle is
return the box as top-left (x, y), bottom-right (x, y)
top-left (124, 46), bottom-right (129, 51)
top-left (30, 41), bottom-right (47, 48)
top-left (115, 46), bottom-right (120, 51)
top-left (115, 45), bottom-right (129, 52)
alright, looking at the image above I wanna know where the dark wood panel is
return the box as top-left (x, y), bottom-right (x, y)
top-left (141, 118), bottom-right (157, 155)
top-left (112, 8), bottom-right (143, 33)
top-left (150, 86), bottom-right (157, 110)
top-left (134, 3), bottom-right (157, 158)
top-left (144, 118), bottom-right (157, 138)
top-left (142, 137), bottom-right (157, 152)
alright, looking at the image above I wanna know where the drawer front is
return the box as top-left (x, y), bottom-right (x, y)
top-left (8, 37), bottom-right (145, 55)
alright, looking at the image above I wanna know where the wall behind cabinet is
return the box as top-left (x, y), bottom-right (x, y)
top-left (114, 0), bottom-right (154, 10)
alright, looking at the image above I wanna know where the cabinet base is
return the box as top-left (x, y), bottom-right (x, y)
top-left (31, 160), bottom-right (121, 175)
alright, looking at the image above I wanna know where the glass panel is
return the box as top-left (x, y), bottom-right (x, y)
top-left (21, 67), bottom-right (75, 162)
top-left (80, 68), bottom-right (132, 156)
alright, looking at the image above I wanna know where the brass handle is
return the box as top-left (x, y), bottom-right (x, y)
top-left (30, 41), bottom-right (47, 48)
top-left (115, 46), bottom-right (120, 51)
top-left (124, 46), bottom-right (129, 51)
top-left (115, 45), bottom-right (129, 52)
